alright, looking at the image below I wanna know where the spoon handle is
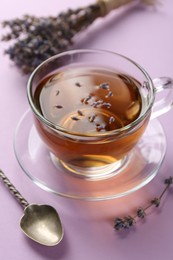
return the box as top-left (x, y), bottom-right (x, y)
top-left (0, 169), bottom-right (29, 208)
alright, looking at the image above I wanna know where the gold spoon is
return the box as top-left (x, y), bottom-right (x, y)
top-left (0, 169), bottom-right (64, 246)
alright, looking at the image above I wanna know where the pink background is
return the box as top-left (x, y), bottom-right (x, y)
top-left (1, 0), bottom-right (173, 259)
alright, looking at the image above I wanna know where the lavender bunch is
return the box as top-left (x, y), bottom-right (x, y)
top-left (1, 4), bottom-right (101, 74)
top-left (1, 0), bottom-right (158, 74)
top-left (114, 176), bottom-right (173, 231)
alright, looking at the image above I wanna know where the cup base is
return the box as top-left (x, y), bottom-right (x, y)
top-left (50, 153), bottom-right (130, 181)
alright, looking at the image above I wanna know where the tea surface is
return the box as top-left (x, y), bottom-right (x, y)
top-left (34, 66), bottom-right (142, 133)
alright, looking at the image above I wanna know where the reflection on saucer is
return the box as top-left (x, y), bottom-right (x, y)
top-left (13, 109), bottom-right (166, 201)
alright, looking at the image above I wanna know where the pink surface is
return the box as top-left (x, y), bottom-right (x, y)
top-left (0, 0), bottom-right (173, 259)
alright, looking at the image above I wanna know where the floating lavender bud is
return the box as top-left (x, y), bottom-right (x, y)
top-left (77, 110), bottom-right (84, 116)
top-left (55, 105), bottom-right (63, 109)
top-left (91, 101), bottom-right (97, 108)
top-left (105, 91), bottom-right (113, 98)
top-left (82, 95), bottom-right (92, 104)
top-left (96, 124), bottom-right (105, 131)
top-left (102, 102), bottom-right (111, 108)
top-left (56, 90), bottom-right (60, 96)
top-left (71, 116), bottom-right (80, 121)
top-left (75, 82), bottom-right (82, 87)
top-left (109, 116), bottom-right (115, 124)
top-left (91, 100), bottom-right (103, 108)
top-left (88, 114), bottom-right (96, 122)
top-left (99, 82), bottom-right (110, 90)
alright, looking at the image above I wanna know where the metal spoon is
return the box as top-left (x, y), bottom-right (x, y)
top-left (0, 169), bottom-right (64, 246)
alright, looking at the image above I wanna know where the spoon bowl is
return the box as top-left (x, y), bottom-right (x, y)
top-left (0, 170), bottom-right (64, 246)
top-left (20, 204), bottom-right (63, 246)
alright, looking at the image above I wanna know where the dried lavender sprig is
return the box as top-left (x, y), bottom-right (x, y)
top-left (1, 0), bottom-right (159, 74)
top-left (1, 4), bottom-right (101, 74)
top-left (114, 176), bottom-right (173, 231)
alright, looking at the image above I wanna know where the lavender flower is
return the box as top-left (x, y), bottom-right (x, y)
top-left (114, 176), bottom-right (173, 231)
top-left (1, 4), bottom-right (101, 74)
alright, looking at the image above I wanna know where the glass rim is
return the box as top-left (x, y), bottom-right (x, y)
top-left (27, 49), bottom-right (155, 137)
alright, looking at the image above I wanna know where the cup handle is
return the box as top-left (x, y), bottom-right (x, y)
top-left (151, 77), bottom-right (173, 119)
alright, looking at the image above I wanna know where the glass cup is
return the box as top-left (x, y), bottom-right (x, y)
top-left (27, 49), bottom-right (173, 180)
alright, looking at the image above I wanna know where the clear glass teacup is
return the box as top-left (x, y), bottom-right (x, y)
top-left (27, 49), bottom-right (173, 180)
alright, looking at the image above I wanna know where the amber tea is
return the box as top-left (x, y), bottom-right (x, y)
top-left (32, 66), bottom-right (149, 177)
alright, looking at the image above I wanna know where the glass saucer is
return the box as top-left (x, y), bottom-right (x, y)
top-left (13, 109), bottom-right (167, 201)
